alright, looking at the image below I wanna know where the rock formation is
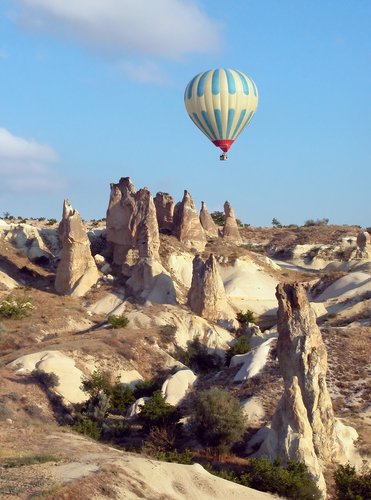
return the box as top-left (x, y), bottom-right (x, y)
top-left (258, 282), bottom-right (358, 496)
top-left (187, 254), bottom-right (234, 322)
top-left (199, 201), bottom-right (219, 238)
top-left (154, 192), bottom-right (175, 234)
top-left (55, 199), bottom-right (99, 296)
top-left (173, 190), bottom-right (206, 250)
top-left (354, 230), bottom-right (371, 258)
top-left (222, 201), bottom-right (242, 243)
top-left (106, 177), bottom-right (160, 265)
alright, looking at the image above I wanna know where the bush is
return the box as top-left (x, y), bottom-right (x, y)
top-left (175, 338), bottom-right (223, 374)
top-left (107, 314), bottom-right (129, 329)
top-left (133, 378), bottom-right (163, 399)
top-left (109, 383), bottom-right (135, 414)
top-left (236, 310), bottom-right (255, 325)
top-left (46, 218), bottom-right (57, 225)
top-left (0, 454), bottom-right (58, 468)
top-left (225, 336), bottom-right (251, 365)
top-left (208, 458), bottom-right (320, 500)
top-left (272, 218), bottom-right (282, 228)
top-left (304, 218), bottom-right (329, 227)
top-left (81, 370), bottom-right (112, 399)
top-left (31, 369), bottom-right (59, 389)
top-left (138, 390), bottom-right (179, 430)
top-left (190, 387), bottom-right (245, 456)
top-left (72, 416), bottom-right (102, 440)
top-left (334, 463), bottom-right (371, 499)
top-left (210, 211), bottom-right (243, 227)
top-left (0, 295), bottom-right (34, 319)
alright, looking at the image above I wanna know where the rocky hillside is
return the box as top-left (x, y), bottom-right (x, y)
top-left (0, 177), bottom-right (370, 499)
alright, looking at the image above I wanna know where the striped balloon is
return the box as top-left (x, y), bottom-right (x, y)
top-left (184, 68), bottom-right (258, 154)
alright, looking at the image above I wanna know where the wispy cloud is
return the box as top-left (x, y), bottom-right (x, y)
top-left (0, 128), bottom-right (66, 193)
top-left (117, 60), bottom-right (169, 85)
top-left (16, 0), bottom-right (221, 59)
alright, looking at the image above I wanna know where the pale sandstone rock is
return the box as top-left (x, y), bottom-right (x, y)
top-left (188, 254), bottom-right (235, 323)
top-left (161, 369), bottom-right (197, 406)
top-left (55, 199), bottom-right (99, 297)
top-left (126, 258), bottom-right (177, 304)
top-left (154, 192), bottom-right (175, 234)
top-left (222, 201), bottom-right (242, 243)
top-left (9, 350), bottom-right (87, 404)
top-left (4, 224), bottom-right (53, 262)
top-left (199, 201), bottom-right (218, 238)
top-left (257, 282), bottom-right (359, 497)
top-left (106, 177), bottom-right (160, 265)
top-left (173, 190), bottom-right (206, 250)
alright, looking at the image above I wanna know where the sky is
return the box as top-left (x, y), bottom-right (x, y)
top-left (0, 0), bottom-right (370, 227)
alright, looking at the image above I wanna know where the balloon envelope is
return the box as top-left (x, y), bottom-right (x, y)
top-left (184, 68), bottom-right (258, 153)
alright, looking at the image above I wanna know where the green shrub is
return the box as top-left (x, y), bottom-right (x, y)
top-left (304, 218), bottom-right (329, 227)
top-left (133, 378), bottom-right (163, 399)
top-left (236, 310), bottom-right (255, 325)
top-left (72, 416), bottom-right (102, 440)
top-left (107, 314), bottom-right (129, 329)
top-left (208, 458), bottom-right (320, 500)
top-left (81, 370), bottom-right (112, 399)
top-left (156, 449), bottom-right (194, 465)
top-left (0, 295), bottom-right (34, 319)
top-left (31, 369), bottom-right (59, 389)
top-left (175, 338), bottom-right (223, 374)
top-left (138, 390), bottom-right (179, 430)
top-left (334, 463), bottom-right (371, 499)
top-left (225, 336), bottom-right (251, 365)
top-left (109, 383), bottom-right (135, 414)
top-left (46, 218), bottom-right (57, 225)
top-left (190, 387), bottom-right (245, 456)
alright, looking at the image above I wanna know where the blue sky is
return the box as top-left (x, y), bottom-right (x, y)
top-left (0, 0), bottom-right (370, 226)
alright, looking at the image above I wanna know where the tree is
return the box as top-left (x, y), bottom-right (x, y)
top-left (236, 310), bottom-right (256, 325)
top-left (225, 336), bottom-right (251, 366)
top-left (210, 211), bottom-right (225, 226)
top-left (272, 218), bottom-right (282, 228)
top-left (334, 463), bottom-right (371, 499)
top-left (138, 390), bottom-right (179, 430)
top-left (81, 370), bottom-right (112, 399)
top-left (190, 387), bottom-right (245, 456)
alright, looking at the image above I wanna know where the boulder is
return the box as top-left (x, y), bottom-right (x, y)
top-left (199, 201), bottom-right (218, 238)
top-left (187, 254), bottom-right (235, 323)
top-left (106, 177), bottom-right (160, 265)
top-left (161, 369), bottom-right (197, 406)
top-left (354, 230), bottom-right (371, 258)
top-left (222, 201), bottom-right (242, 243)
top-left (173, 190), bottom-right (206, 250)
top-left (55, 199), bottom-right (99, 297)
top-left (154, 192), bottom-right (175, 234)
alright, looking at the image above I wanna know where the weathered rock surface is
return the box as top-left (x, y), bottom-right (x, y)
top-left (173, 190), bottom-right (206, 250)
top-left (257, 282), bottom-right (359, 496)
top-left (106, 177), bottom-right (160, 265)
top-left (161, 369), bottom-right (197, 406)
top-left (222, 201), bottom-right (242, 243)
top-left (188, 254), bottom-right (234, 323)
top-left (199, 201), bottom-right (218, 238)
top-left (154, 192), bottom-right (175, 234)
top-left (354, 230), bottom-right (371, 258)
top-left (126, 258), bottom-right (177, 305)
top-left (55, 199), bottom-right (99, 297)
top-left (4, 224), bottom-right (56, 263)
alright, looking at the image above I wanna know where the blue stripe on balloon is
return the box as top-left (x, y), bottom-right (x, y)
top-left (236, 71), bottom-right (249, 95)
top-left (191, 112), bottom-right (210, 138)
top-left (214, 109), bottom-right (223, 138)
top-left (231, 109), bottom-right (247, 139)
top-left (225, 69), bottom-right (236, 94)
top-left (226, 108), bottom-right (235, 138)
top-left (212, 69), bottom-right (220, 95)
top-left (236, 110), bottom-right (254, 137)
top-left (250, 78), bottom-right (258, 96)
top-left (186, 74), bottom-right (198, 100)
top-left (197, 71), bottom-right (209, 97)
top-left (201, 110), bottom-right (217, 140)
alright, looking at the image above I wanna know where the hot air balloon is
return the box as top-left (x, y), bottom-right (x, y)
top-left (184, 68), bottom-right (258, 160)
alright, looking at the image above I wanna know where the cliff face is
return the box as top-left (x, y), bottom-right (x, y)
top-left (55, 199), bottom-right (99, 296)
